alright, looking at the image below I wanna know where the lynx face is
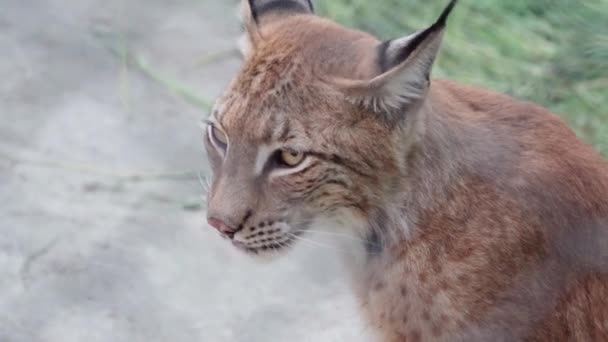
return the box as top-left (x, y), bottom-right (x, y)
top-left (204, 0), bottom-right (453, 258)
top-left (204, 56), bottom-right (392, 257)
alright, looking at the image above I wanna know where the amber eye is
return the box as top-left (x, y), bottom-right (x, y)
top-left (279, 150), bottom-right (305, 167)
top-left (208, 125), bottom-right (228, 150)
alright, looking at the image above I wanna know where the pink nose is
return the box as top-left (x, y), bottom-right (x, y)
top-left (207, 217), bottom-right (236, 236)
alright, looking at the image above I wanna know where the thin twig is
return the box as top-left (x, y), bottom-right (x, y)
top-left (92, 30), bottom-right (214, 111)
top-left (0, 151), bottom-right (202, 183)
top-left (195, 48), bottom-right (240, 67)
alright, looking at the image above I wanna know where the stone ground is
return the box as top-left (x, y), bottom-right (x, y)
top-left (0, 0), bottom-right (371, 341)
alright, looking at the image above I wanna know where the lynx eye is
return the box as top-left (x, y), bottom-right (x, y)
top-left (208, 125), bottom-right (228, 150)
top-left (278, 150), bottom-right (305, 167)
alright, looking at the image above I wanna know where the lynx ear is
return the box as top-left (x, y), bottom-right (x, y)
top-left (238, 0), bottom-right (314, 56)
top-left (336, 0), bottom-right (457, 116)
top-left (247, 0), bottom-right (314, 23)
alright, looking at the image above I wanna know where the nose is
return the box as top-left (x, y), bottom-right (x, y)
top-left (207, 217), bottom-right (237, 237)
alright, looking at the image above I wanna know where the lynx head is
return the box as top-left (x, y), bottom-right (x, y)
top-left (204, 0), bottom-right (457, 258)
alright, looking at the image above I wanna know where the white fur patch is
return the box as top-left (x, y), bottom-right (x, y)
top-left (255, 145), bottom-right (276, 175)
top-left (305, 209), bottom-right (370, 278)
top-left (237, 33), bottom-right (252, 58)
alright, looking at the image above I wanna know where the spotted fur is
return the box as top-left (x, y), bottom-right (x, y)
top-left (204, 1), bottom-right (608, 340)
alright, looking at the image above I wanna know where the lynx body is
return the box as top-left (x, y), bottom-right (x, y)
top-left (204, 1), bottom-right (608, 340)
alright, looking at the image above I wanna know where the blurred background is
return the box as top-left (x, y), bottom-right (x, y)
top-left (318, 0), bottom-right (608, 155)
top-left (0, 0), bottom-right (606, 341)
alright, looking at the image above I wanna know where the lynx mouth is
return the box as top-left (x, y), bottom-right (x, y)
top-left (230, 228), bottom-right (305, 257)
top-left (211, 215), bottom-right (314, 258)
top-left (231, 238), bottom-right (295, 255)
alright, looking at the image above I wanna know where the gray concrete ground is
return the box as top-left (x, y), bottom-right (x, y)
top-left (0, 1), bottom-right (370, 341)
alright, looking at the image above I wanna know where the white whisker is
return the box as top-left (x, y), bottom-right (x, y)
top-left (270, 239), bottom-right (285, 257)
top-left (305, 229), bottom-right (371, 244)
top-left (198, 170), bottom-right (209, 193)
top-left (287, 233), bottom-right (352, 255)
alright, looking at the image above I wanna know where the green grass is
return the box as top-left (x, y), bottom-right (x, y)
top-left (316, 0), bottom-right (608, 156)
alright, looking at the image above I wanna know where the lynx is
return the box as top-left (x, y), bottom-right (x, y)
top-left (203, 0), bottom-right (608, 340)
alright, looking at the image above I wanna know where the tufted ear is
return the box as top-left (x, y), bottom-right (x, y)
top-left (247, 0), bottom-right (314, 23)
top-left (335, 0), bottom-right (458, 117)
top-left (238, 0), bottom-right (315, 56)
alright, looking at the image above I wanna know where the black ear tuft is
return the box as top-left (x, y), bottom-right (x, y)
top-left (249, 0), bottom-right (315, 24)
top-left (377, 0), bottom-right (458, 72)
top-left (435, 0), bottom-right (458, 27)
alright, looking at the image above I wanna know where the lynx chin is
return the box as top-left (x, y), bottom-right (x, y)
top-left (203, 0), bottom-right (608, 340)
